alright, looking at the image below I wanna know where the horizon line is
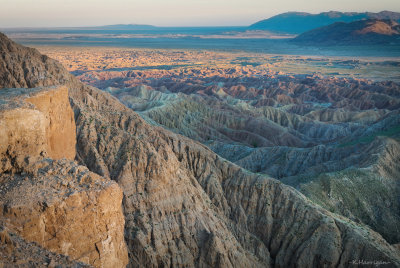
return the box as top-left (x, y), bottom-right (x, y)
top-left (1, 10), bottom-right (398, 29)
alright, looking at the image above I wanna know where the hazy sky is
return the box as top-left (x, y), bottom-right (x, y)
top-left (0, 0), bottom-right (399, 27)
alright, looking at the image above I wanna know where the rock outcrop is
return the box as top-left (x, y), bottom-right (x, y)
top-left (0, 225), bottom-right (89, 267)
top-left (0, 86), bottom-right (76, 173)
top-left (0, 32), bottom-right (70, 88)
top-left (1, 32), bottom-right (400, 267)
top-left (0, 159), bottom-right (128, 267)
top-left (0, 74), bottom-right (128, 265)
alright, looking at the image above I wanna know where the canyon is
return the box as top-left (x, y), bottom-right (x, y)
top-left (40, 45), bottom-right (400, 245)
top-left (0, 31), bottom-right (400, 268)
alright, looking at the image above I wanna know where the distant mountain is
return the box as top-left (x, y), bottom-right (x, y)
top-left (293, 19), bottom-right (400, 45)
top-left (250, 11), bottom-right (400, 34)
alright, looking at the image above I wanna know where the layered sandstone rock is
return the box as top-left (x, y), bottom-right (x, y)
top-left (25, 85), bottom-right (76, 160)
top-left (0, 225), bottom-right (89, 267)
top-left (0, 83), bottom-right (128, 265)
top-left (0, 159), bottom-right (128, 267)
top-left (0, 86), bottom-right (76, 173)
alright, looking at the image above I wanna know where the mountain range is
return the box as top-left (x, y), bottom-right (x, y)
top-left (293, 19), bottom-right (400, 45)
top-left (250, 11), bottom-right (400, 34)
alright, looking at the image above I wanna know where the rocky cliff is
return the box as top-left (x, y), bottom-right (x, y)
top-left (0, 225), bottom-right (90, 267)
top-left (1, 32), bottom-right (400, 267)
top-left (0, 86), bottom-right (76, 173)
top-left (0, 67), bottom-right (128, 266)
top-left (0, 158), bottom-right (128, 267)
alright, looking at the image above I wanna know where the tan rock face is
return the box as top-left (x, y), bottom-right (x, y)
top-left (0, 86), bottom-right (76, 173)
top-left (25, 85), bottom-right (76, 160)
top-left (0, 83), bottom-right (128, 266)
top-left (0, 107), bottom-right (47, 172)
top-left (0, 159), bottom-right (129, 268)
top-left (0, 225), bottom-right (90, 267)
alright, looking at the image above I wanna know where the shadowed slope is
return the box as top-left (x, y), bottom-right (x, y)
top-left (86, 61), bottom-right (400, 244)
top-left (294, 19), bottom-right (400, 45)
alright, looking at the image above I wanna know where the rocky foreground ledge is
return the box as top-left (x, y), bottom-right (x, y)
top-left (0, 85), bottom-right (128, 267)
top-left (0, 86), bottom-right (76, 172)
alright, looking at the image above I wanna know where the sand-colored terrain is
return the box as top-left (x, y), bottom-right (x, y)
top-left (36, 46), bottom-right (400, 82)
